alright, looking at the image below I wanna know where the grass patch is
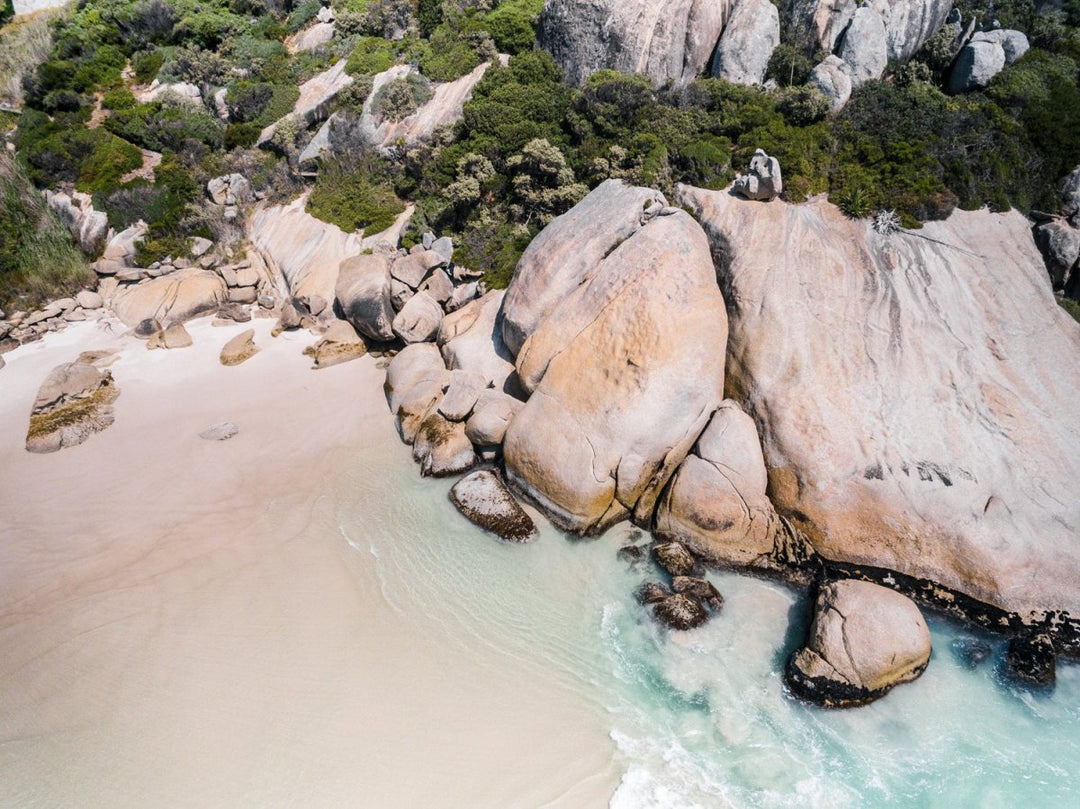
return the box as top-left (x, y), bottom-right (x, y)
top-left (1060, 297), bottom-right (1080, 324)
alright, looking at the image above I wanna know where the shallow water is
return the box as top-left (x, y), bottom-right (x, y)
top-left (339, 446), bottom-right (1080, 808)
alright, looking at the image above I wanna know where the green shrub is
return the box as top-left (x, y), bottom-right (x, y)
top-left (1060, 296), bottom-right (1080, 323)
top-left (286, 0), bottom-right (321, 33)
top-left (478, 0), bottom-right (543, 55)
top-left (132, 49), bottom-right (165, 84)
top-left (227, 81), bottom-right (274, 123)
top-left (224, 121), bottom-right (261, 149)
top-left (307, 159), bottom-right (406, 234)
top-left (1, 0), bottom-right (14, 27)
top-left (105, 100), bottom-right (225, 152)
top-left (372, 74), bottom-right (432, 121)
top-left (102, 87), bottom-right (137, 110)
top-left (0, 152), bottom-right (94, 311)
top-left (418, 24), bottom-right (489, 81)
top-left (345, 35), bottom-right (397, 76)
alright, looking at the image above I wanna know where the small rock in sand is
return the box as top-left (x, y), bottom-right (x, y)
top-left (199, 422), bottom-right (239, 441)
top-left (220, 329), bottom-right (259, 366)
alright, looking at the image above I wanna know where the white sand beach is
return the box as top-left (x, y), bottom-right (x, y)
top-left (0, 317), bottom-right (620, 809)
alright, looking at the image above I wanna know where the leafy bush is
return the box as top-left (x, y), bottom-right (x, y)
top-left (286, 0), bottom-right (322, 33)
top-left (345, 35), bottom-right (397, 76)
top-left (307, 159), bottom-right (406, 234)
top-left (132, 48), bottom-right (165, 83)
top-left (479, 0), bottom-right (543, 55)
top-left (17, 111), bottom-right (143, 193)
top-left (0, 152), bottom-right (94, 311)
top-left (227, 81), bottom-right (274, 123)
top-left (1060, 296), bottom-right (1080, 323)
top-left (372, 74), bottom-right (432, 121)
top-left (105, 100), bottom-right (225, 152)
top-left (1, 0), bottom-right (14, 27)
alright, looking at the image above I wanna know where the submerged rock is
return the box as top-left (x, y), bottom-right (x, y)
top-left (636, 581), bottom-right (672, 604)
top-left (786, 580), bottom-right (931, 707)
top-left (653, 541), bottom-right (698, 578)
top-left (672, 576), bottom-right (724, 612)
top-left (449, 469), bottom-right (538, 542)
top-left (653, 593), bottom-right (709, 630)
top-left (26, 359), bottom-right (119, 453)
top-left (1004, 633), bottom-right (1056, 687)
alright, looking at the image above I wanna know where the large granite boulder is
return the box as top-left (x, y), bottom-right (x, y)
top-left (786, 0), bottom-right (857, 52)
top-left (868, 0), bottom-right (954, 63)
top-left (110, 269), bottom-right (228, 327)
top-left (26, 358), bottom-right (119, 453)
top-left (1033, 221), bottom-right (1080, 292)
top-left (501, 179), bottom-right (664, 356)
top-left (948, 38), bottom-right (1006, 93)
top-left (392, 291), bottom-right (443, 344)
top-left (809, 55), bottom-right (853, 112)
top-left (538, 0), bottom-right (734, 86)
top-left (655, 401), bottom-right (779, 567)
top-left (786, 579), bottom-right (932, 706)
top-left (837, 6), bottom-right (888, 87)
top-left (412, 411), bottom-right (475, 477)
top-left (972, 29), bottom-right (1029, 65)
top-left (502, 184), bottom-right (728, 533)
top-left (336, 253), bottom-right (396, 341)
top-left (710, 0), bottom-right (779, 86)
top-left (677, 185), bottom-right (1080, 623)
top-left (464, 389), bottom-right (524, 446)
top-left (384, 343), bottom-right (450, 443)
top-left (437, 290), bottom-right (518, 394)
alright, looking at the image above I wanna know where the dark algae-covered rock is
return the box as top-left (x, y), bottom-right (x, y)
top-left (673, 576), bottom-right (724, 612)
top-left (449, 469), bottom-right (537, 543)
top-left (1004, 633), bottom-right (1056, 688)
top-left (652, 593), bottom-right (709, 631)
top-left (653, 541), bottom-right (698, 578)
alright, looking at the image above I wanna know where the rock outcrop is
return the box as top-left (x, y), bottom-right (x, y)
top-left (949, 37), bottom-right (1007, 93)
top-left (1033, 220), bottom-right (1080, 293)
top-left (538, 0), bottom-right (734, 86)
top-left (450, 469), bottom-right (539, 542)
top-left (733, 149), bottom-right (782, 201)
top-left (837, 6), bottom-right (888, 87)
top-left (26, 357), bottom-right (119, 453)
top-left (655, 401), bottom-right (778, 567)
top-left (786, 579), bottom-right (932, 706)
top-left (384, 343), bottom-right (450, 443)
top-left (335, 253), bottom-right (396, 341)
top-left (502, 182), bottom-right (728, 533)
top-left (45, 190), bottom-right (108, 255)
top-left (110, 268), bottom-right (228, 328)
top-left (678, 185), bottom-right (1080, 622)
top-left (710, 0), bottom-right (779, 86)
top-left (257, 59), bottom-right (353, 146)
top-left (437, 291), bottom-right (518, 394)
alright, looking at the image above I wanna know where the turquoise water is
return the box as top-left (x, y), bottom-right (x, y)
top-left (340, 447), bottom-right (1080, 808)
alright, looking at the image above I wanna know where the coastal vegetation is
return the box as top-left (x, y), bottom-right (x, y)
top-left (0, 0), bottom-right (1079, 298)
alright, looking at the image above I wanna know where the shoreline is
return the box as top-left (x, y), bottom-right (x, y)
top-left (0, 317), bottom-right (622, 808)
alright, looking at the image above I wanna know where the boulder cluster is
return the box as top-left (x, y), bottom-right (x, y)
top-left (637, 540), bottom-right (725, 631)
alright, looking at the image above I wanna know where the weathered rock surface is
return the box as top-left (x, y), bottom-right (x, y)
top-left (1033, 220), bottom-right (1080, 292)
top-left (652, 593), bottom-right (709, 630)
top-left (450, 469), bottom-right (538, 542)
top-left (656, 401), bottom-right (778, 567)
top-left (538, 0), bottom-right (734, 86)
top-left (1058, 166), bottom-right (1080, 225)
top-left (837, 6), bottom-right (888, 87)
top-left (786, 579), bottom-right (931, 706)
top-left (503, 185), bottom-right (728, 533)
top-left (220, 329), bottom-right (259, 366)
top-left (733, 149), bottom-right (782, 201)
top-left (26, 359), bottom-right (119, 453)
top-left (438, 291), bottom-right (518, 394)
top-left (251, 196), bottom-right (363, 305)
top-left (949, 37), bottom-right (1006, 93)
top-left (257, 59), bottom-right (353, 145)
top-left (147, 321), bottom-right (193, 350)
top-left (678, 185), bottom-right (1080, 620)
top-left (710, 0), bottom-right (779, 86)
top-left (335, 253), bottom-right (396, 341)
top-left (75, 290), bottom-right (103, 310)
top-left (464, 389), bottom-right (523, 447)
top-left (786, 0), bottom-right (857, 52)
top-left (653, 541), bottom-right (698, 577)
top-left (501, 179), bottom-right (665, 356)
top-left (869, 0), bottom-right (953, 63)
top-left (809, 55), bottom-right (853, 111)
top-left (286, 20), bottom-right (335, 53)
top-left (972, 29), bottom-right (1029, 65)
top-left (438, 369), bottom-right (487, 422)
top-left (392, 291), bottom-right (443, 344)
top-left (1004, 632), bottom-right (1056, 687)
top-left (200, 422), bottom-right (239, 441)
top-left (384, 343), bottom-right (450, 443)
top-left (305, 319), bottom-right (367, 368)
top-left (111, 269), bottom-right (228, 328)
top-left (672, 576), bottom-right (724, 611)
top-left (411, 411), bottom-right (476, 477)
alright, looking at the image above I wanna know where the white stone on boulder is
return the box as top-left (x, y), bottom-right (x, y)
top-left (972, 29), bottom-right (1029, 65)
top-left (786, 580), bottom-right (931, 706)
top-left (200, 422), bottom-right (239, 441)
top-left (710, 0), bottom-right (779, 86)
top-left (391, 250), bottom-right (445, 289)
top-left (732, 149), bottom-right (782, 201)
top-left (1033, 221), bottom-right (1080, 292)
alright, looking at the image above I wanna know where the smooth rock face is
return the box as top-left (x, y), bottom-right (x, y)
top-left (449, 469), bottom-right (538, 542)
top-left (868, 0), bottom-right (954, 63)
top-left (502, 179), bottom-right (665, 357)
top-left (949, 38), bottom-right (1006, 93)
top-left (503, 198), bottom-right (728, 533)
top-left (972, 29), bottom-right (1029, 65)
top-left (656, 401), bottom-right (778, 566)
top-left (26, 359), bottom-right (119, 453)
top-left (809, 55), bottom-right (853, 111)
top-left (336, 254), bottom-right (396, 341)
top-left (464, 389), bottom-right (523, 446)
top-left (438, 369), bottom-right (487, 422)
top-left (384, 343), bottom-right (450, 444)
top-left (837, 6), bottom-right (888, 87)
top-left (786, 0), bottom-right (857, 52)
top-left (678, 186), bottom-right (1080, 618)
top-left (438, 291), bottom-right (518, 394)
top-left (786, 580), bottom-right (931, 706)
top-left (147, 321), bottom-right (193, 350)
top-left (538, 0), bottom-right (734, 86)
top-left (710, 0), bottom-right (779, 86)
top-left (392, 291), bottom-right (443, 344)
top-left (111, 269), bottom-right (228, 328)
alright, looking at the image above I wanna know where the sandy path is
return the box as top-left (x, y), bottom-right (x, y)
top-left (0, 317), bottom-right (619, 808)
